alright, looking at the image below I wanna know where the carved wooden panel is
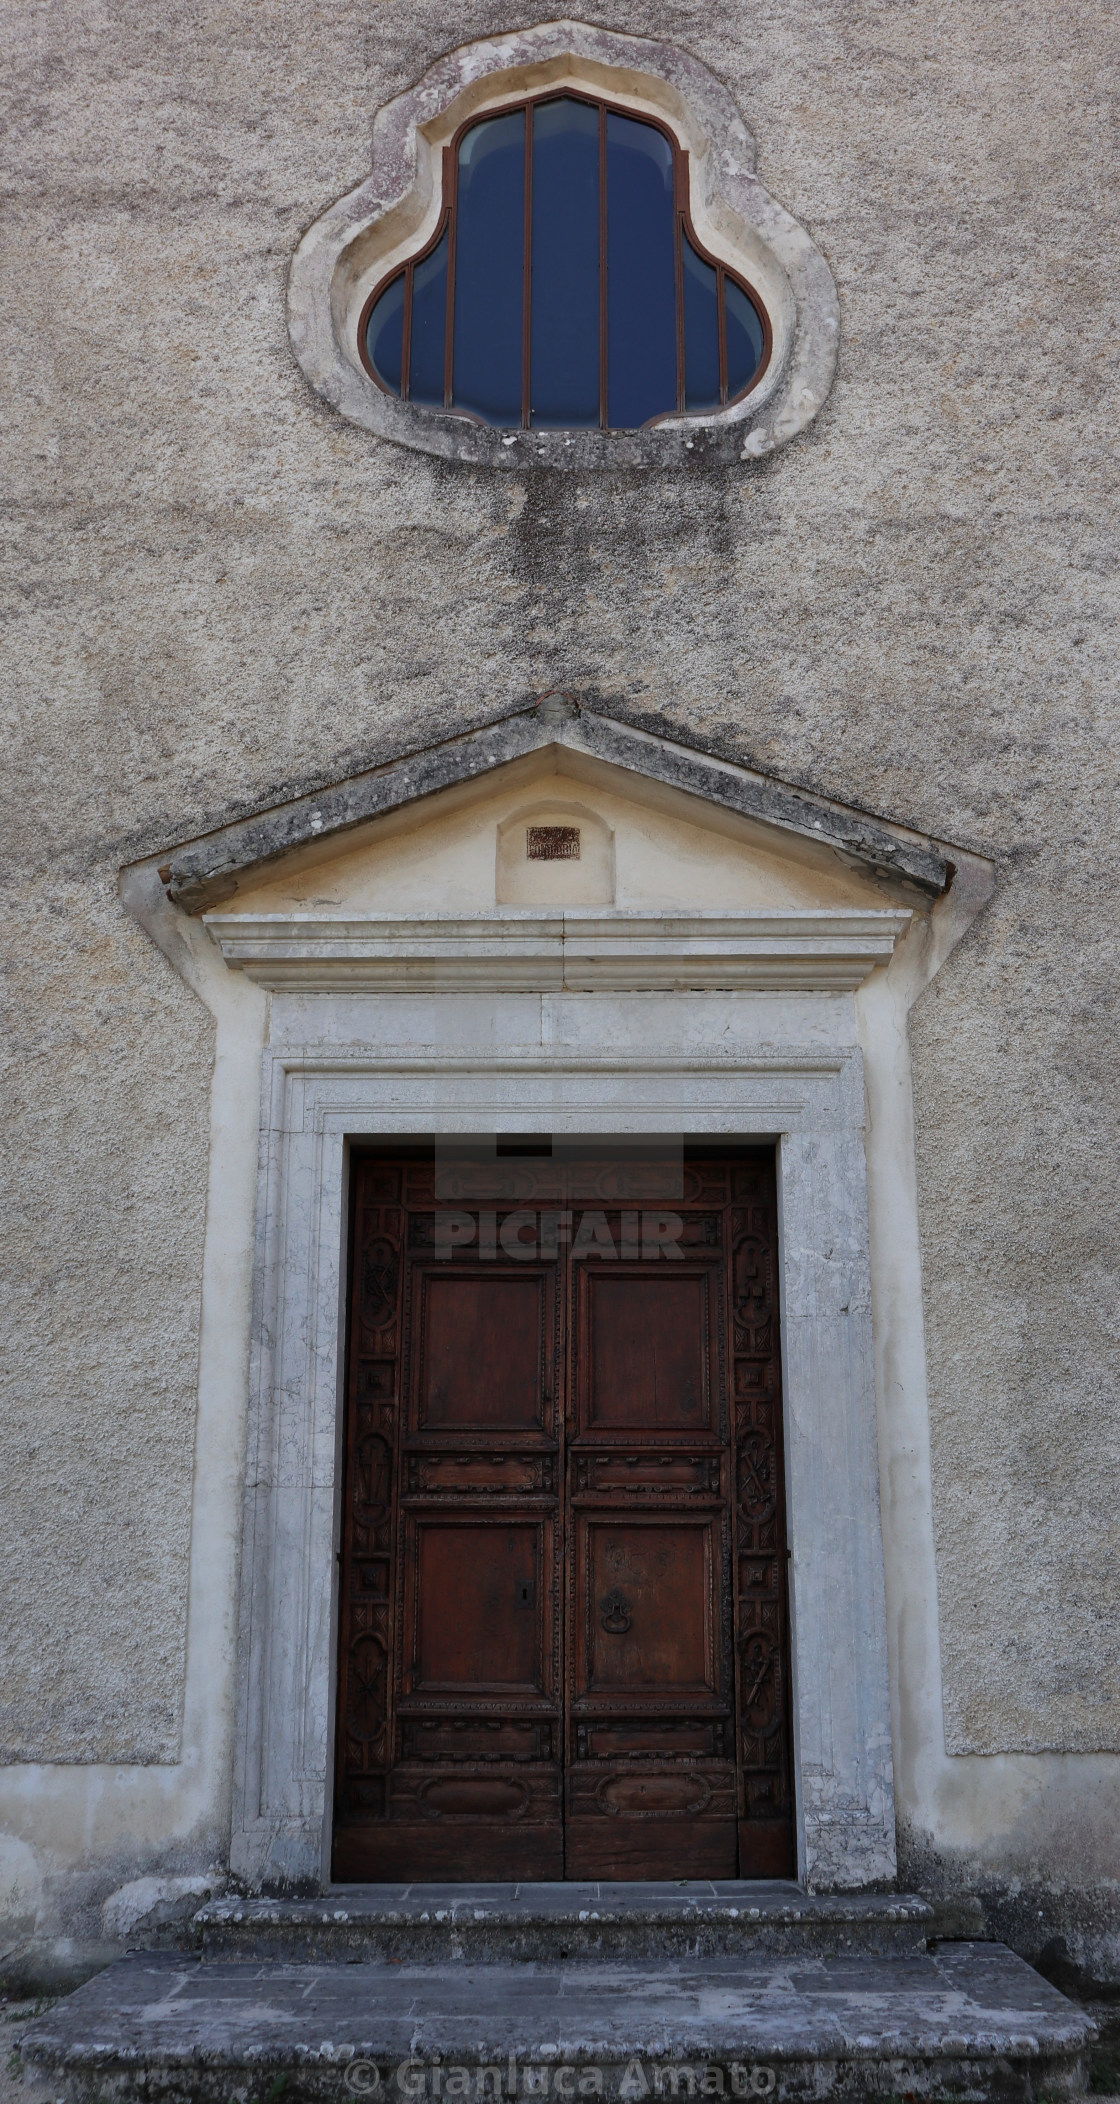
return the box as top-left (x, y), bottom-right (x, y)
top-left (402, 1515), bottom-right (552, 1694)
top-left (565, 1228), bottom-right (737, 1877)
top-left (573, 1453), bottom-right (722, 1494)
top-left (412, 1273), bottom-right (547, 1431)
top-left (574, 1517), bottom-right (717, 1694)
top-left (333, 1150), bottom-right (793, 1881)
top-left (582, 1271), bottom-right (715, 1435)
top-left (407, 1453), bottom-right (556, 1495)
top-left (726, 1159), bottom-right (794, 1875)
top-left (401, 1717), bottom-right (554, 1763)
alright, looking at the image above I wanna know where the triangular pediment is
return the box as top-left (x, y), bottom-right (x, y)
top-left (159, 698), bottom-right (949, 917)
top-left (145, 700), bottom-right (958, 992)
top-left (218, 750), bottom-right (903, 921)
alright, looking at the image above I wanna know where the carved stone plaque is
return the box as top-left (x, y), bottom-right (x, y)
top-left (526, 825), bottom-right (580, 860)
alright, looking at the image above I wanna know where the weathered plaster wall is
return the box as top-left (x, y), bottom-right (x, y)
top-left (2, 0), bottom-right (1119, 1931)
top-left (0, 871), bottom-right (211, 1762)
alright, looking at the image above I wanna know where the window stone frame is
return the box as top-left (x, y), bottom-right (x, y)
top-left (287, 21), bottom-right (840, 470)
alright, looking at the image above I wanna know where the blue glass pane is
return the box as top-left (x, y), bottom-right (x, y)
top-left (530, 97), bottom-right (600, 429)
top-left (606, 111), bottom-right (677, 428)
top-left (725, 277), bottom-right (766, 397)
top-left (452, 108), bottom-right (525, 426)
top-left (365, 271), bottom-right (404, 394)
top-left (409, 229), bottom-right (448, 407)
top-left (682, 234), bottom-right (720, 411)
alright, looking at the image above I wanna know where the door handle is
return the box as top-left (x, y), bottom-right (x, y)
top-left (600, 1587), bottom-right (632, 1634)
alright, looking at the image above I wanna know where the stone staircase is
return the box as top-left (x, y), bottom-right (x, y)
top-left (18, 1882), bottom-right (1096, 2104)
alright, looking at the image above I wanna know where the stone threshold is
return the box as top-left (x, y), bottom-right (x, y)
top-left (194, 1881), bottom-right (937, 1963)
top-left (19, 1943), bottom-right (1096, 2103)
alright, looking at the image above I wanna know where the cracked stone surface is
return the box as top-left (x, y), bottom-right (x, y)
top-left (19, 1945), bottom-right (1094, 2082)
top-left (194, 1882), bottom-right (936, 1962)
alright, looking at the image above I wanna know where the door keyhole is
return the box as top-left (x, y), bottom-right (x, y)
top-left (516, 1579), bottom-right (536, 1609)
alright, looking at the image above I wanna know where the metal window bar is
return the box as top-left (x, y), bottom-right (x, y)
top-left (522, 101), bottom-right (534, 426)
top-left (598, 100), bottom-right (608, 429)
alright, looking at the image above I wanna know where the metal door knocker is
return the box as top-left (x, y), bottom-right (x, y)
top-left (600, 1587), bottom-right (632, 1634)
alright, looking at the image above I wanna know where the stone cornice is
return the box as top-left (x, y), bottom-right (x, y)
top-left (203, 907), bottom-right (912, 993)
top-left (158, 701), bottom-right (951, 913)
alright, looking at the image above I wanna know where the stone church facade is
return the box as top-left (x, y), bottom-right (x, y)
top-left (2, 0), bottom-right (1118, 1998)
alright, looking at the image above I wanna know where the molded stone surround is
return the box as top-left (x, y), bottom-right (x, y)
top-left (173, 717), bottom-right (975, 1896)
top-left (97, 713), bottom-right (995, 1913)
top-left (286, 22), bottom-right (840, 470)
top-left (232, 1005), bottom-right (896, 1891)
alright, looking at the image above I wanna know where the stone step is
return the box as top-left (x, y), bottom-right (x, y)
top-left (19, 1943), bottom-right (1095, 2103)
top-left (193, 1882), bottom-right (937, 1965)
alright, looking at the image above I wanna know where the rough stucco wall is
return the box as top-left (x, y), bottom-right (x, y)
top-left (1, 0), bottom-right (1117, 1769)
top-left (0, 875), bottom-right (211, 1761)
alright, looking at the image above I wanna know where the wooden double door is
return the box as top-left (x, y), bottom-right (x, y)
top-left (333, 1150), bottom-right (794, 1881)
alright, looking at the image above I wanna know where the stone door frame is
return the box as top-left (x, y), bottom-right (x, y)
top-left (229, 1018), bottom-right (898, 1892)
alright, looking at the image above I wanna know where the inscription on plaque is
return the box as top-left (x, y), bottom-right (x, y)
top-left (527, 825), bottom-right (580, 861)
